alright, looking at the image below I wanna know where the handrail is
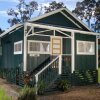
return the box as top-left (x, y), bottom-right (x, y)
top-left (35, 56), bottom-right (59, 77)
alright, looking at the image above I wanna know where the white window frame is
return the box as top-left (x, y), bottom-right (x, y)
top-left (14, 41), bottom-right (22, 55)
top-left (77, 40), bottom-right (95, 55)
top-left (28, 40), bottom-right (50, 54)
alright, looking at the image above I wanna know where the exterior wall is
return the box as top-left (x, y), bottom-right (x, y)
top-left (27, 35), bottom-right (50, 71)
top-left (63, 38), bottom-right (71, 54)
top-left (34, 12), bottom-right (80, 30)
top-left (75, 33), bottom-right (96, 70)
top-left (1, 27), bottom-right (24, 69)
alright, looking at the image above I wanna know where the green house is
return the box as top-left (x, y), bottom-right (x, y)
top-left (0, 8), bottom-right (99, 91)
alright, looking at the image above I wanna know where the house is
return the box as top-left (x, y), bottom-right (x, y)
top-left (0, 8), bottom-right (99, 91)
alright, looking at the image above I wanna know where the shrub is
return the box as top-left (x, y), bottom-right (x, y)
top-left (0, 88), bottom-right (12, 100)
top-left (18, 86), bottom-right (37, 100)
top-left (37, 81), bottom-right (46, 95)
top-left (58, 80), bottom-right (71, 92)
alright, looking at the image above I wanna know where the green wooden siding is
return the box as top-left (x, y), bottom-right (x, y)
top-left (63, 38), bottom-right (71, 54)
top-left (75, 33), bottom-right (96, 70)
top-left (34, 12), bottom-right (80, 30)
top-left (1, 27), bottom-right (24, 69)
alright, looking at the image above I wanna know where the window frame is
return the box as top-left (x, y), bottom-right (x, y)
top-left (28, 40), bottom-right (50, 54)
top-left (77, 40), bottom-right (95, 55)
top-left (14, 41), bottom-right (22, 55)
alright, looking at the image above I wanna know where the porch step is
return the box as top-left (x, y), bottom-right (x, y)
top-left (45, 73), bottom-right (71, 92)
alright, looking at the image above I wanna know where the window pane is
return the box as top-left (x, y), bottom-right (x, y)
top-left (77, 42), bottom-right (85, 52)
top-left (86, 42), bottom-right (94, 53)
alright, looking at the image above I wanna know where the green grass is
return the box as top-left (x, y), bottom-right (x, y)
top-left (0, 88), bottom-right (12, 100)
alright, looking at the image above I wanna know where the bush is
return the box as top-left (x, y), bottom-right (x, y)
top-left (37, 81), bottom-right (46, 95)
top-left (58, 80), bottom-right (71, 92)
top-left (18, 86), bottom-right (37, 100)
top-left (0, 88), bottom-right (12, 100)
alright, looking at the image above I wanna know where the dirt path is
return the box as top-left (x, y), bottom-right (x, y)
top-left (0, 78), bottom-right (20, 100)
top-left (39, 85), bottom-right (100, 100)
top-left (1, 78), bottom-right (100, 100)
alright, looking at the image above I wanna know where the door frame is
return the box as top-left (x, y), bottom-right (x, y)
top-left (50, 36), bottom-right (62, 55)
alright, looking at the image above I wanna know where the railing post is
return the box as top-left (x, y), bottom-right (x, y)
top-left (35, 75), bottom-right (38, 95)
top-left (59, 55), bottom-right (62, 74)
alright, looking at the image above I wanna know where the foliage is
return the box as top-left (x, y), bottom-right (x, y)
top-left (58, 80), bottom-right (71, 92)
top-left (0, 28), bottom-right (4, 34)
top-left (37, 81), bottom-right (46, 95)
top-left (44, 1), bottom-right (66, 13)
top-left (18, 86), bottom-right (37, 100)
top-left (7, 0), bottom-right (38, 26)
top-left (72, 0), bottom-right (100, 32)
top-left (0, 88), bottom-right (12, 100)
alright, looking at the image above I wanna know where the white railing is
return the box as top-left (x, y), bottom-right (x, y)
top-left (35, 55), bottom-right (62, 94)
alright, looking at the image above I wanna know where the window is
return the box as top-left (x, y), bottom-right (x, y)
top-left (28, 40), bottom-right (50, 54)
top-left (77, 40), bottom-right (95, 55)
top-left (14, 41), bottom-right (22, 54)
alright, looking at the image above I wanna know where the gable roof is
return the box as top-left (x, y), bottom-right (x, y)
top-left (29, 8), bottom-right (91, 31)
top-left (0, 8), bottom-right (93, 38)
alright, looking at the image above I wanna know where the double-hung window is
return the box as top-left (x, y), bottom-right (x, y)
top-left (77, 40), bottom-right (95, 55)
top-left (14, 41), bottom-right (22, 54)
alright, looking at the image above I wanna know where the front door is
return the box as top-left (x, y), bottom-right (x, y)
top-left (51, 37), bottom-right (62, 55)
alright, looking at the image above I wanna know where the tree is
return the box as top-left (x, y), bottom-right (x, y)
top-left (44, 1), bottom-right (66, 13)
top-left (72, 0), bottom-right (100, 32)
top-left (0, 28), bottom-right (4, 34)
top-left (7, 0), bottom-right (38, 26)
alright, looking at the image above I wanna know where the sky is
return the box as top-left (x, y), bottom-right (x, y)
top-left (0, 0), bottom-right (83, 30)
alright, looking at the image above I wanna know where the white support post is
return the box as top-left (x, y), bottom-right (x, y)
top-left (54, 30), bottom-right (55, 36)
top-left (23, 24), bottom-right (27, 71)
top-left (59, 55), bottom-right (62, 74)
top-left (71, 32), bottom-right (75, 73)
top-left (96, 36), bottom-right (98, 70)
top-left (35, 75), bottom-right (38, 94)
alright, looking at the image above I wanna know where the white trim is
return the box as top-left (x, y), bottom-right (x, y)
top-left (60, 11), bottom-right (82, 29)
top-left (77, 40), bottom-right (95, 55)
top-left (26, 23), bottom-right (100, 36)
top-left (59, 55), bottom-right (62, 74)
top-left (56, 30), bottom-right (71, 37)
top-left (23, 25), bottom-right (27, 71)
top-left (96, 36), bottom-right (98, 70)
top-left (34, 29), bottom-right (51, 34)
top-left (27, 26), bottom-right (32, 36)
top-left (71, 32), bottom-right (75, 73)
top-left (14, 41), bottom-right (22, 55)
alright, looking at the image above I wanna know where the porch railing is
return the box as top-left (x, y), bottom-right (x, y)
top-left (35, 55), bottom-right (61, 92)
